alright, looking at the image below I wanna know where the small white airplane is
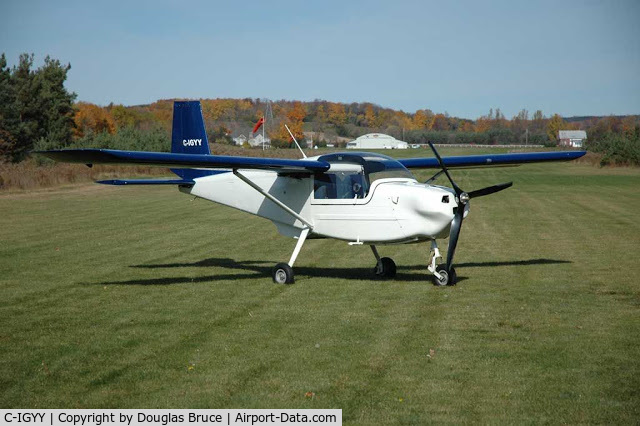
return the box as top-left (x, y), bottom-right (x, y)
top-left (38, 101), bottom-right (585, 285)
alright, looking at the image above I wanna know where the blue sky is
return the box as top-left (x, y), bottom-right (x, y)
top-left (1, 0), bottom-right (638, 119)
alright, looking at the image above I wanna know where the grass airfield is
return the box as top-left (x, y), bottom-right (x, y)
top-left (1, 148), bottom-right (639, 423)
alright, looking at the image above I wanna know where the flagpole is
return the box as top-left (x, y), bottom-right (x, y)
top-left (262, 115), bottom-right (265, 151)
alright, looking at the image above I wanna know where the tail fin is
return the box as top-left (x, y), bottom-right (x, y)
top-left (172, 101), bottom-right (210, 155)
top-left (171, 100), bottom-right (217, 180)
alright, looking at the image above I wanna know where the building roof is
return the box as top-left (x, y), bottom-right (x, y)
top-left (355, 133), bottom-right (398, 141)
top-left (559, 130), bottom-right (587, 139)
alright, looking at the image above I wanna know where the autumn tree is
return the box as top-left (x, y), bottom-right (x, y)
top-left (432, 113), bottom-right (450, 131)
top-left (109, 104), bottom-right (141, 129)
top-left (474, 108), bottom-right (503, 133)
top-left (274, 101), bottom-right (306, 143)
top-left (459, 120), bottom-right (474, 132)
top-left (394, 111), bottom-right (413, 133)
top-left (74, 102), bottom-right (116, 138)
top-left (413, 109), bottom-right (435, 130)
top-left (546, 114), bottom-right (565, 141)
top-left (327, 103), bottom-right (347, 126)
top-left (474, 115), bottom-right (491, 133)
top-left (315, 104), bottom-right (327, 122)
top-left (621, 116), bottom-right (638, 139)
top-left (364, 104), bottom-right (379, 128)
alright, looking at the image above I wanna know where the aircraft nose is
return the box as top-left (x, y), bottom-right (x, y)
top-left (415, 186), bottom-right (456, 214)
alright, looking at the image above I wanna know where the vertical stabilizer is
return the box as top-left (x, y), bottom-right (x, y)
top-left (172, 101), bottom-right (210, 155)
top-left (171, 101), bottom-right (217, 180)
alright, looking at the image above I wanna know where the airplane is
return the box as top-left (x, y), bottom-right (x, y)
top-left (37, 101), bottom-right (586, 286)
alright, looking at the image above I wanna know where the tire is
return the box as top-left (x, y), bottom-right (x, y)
top-left (272, 263), bottom-right (294, 284)
top-left (374, 257), bottom-right (397, 278)
top-left (434, 265), bottom-right (456, 286)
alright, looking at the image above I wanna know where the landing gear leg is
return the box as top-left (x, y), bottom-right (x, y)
top-left (272, 228), bottom-right (310, 284)
top-left (371, 245), bottom-right (396, 278)
top-left (427, 240), bottom-right (456, 286)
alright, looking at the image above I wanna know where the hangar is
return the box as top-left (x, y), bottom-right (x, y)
top-left (346, 133), bottom-right (409, 149)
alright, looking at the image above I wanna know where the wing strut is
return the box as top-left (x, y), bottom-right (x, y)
top-left (232, 170), bottom-right (314, 230)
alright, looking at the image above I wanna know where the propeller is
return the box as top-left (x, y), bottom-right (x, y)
top-left (427, 142), bottom-right (512, 274)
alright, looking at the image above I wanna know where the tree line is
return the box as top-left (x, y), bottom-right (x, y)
top-left (1, 53), bottom-right (639, 165)
top-left (67, 98), bottom-right (640, 149)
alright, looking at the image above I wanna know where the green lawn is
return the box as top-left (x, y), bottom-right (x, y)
top-left (1, 149), bottom-right (638, 423)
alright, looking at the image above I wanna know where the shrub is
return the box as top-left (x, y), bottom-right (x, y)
top-left (586, 132), bottom-right (640, 166)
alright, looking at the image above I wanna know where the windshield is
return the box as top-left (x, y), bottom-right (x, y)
top-left (314, 152), bottom-right (416, 199)
top-left (364, 156), bottom-right (415, 184)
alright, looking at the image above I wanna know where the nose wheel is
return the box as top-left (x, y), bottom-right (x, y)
top-left (433, 265), bottom-right (456, 286)
top-left (428, 240), bottom-right (457, 286)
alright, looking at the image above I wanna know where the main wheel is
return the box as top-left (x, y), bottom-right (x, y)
top-left (373, 257), bottom-right (397, 278)
top-left (272, 263), bottom-right (295, 284)
top-left (433, 265), bottom-right (457, 286)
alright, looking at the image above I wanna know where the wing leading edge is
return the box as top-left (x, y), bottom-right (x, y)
top-left (399, 150), bottom-right (586, 169)
top-left (36, 148), bottom-right (331, 174)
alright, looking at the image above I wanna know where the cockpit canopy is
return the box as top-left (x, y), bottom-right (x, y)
top-left (314, 152), bottom-right (416, 199)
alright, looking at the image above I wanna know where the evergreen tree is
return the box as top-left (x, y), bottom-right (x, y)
top-left (0, 54), bottom-right (18, 160)
top-left (0, 53), bottom-right (76, 162)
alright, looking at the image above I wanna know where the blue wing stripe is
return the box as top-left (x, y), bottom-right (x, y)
top-left (399, 150), bottom-right (586, 169)
top-left (36, 149), bottom-right (330, 173)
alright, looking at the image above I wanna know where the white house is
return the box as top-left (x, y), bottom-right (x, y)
top-left (346, 133), bottom-right (409, 149)
top-left (558, 130), bottom-right (587, 148)
top-left (248, 133), bottom-right (271, 148)
top-left (233, 134), bottom-right (247, 146)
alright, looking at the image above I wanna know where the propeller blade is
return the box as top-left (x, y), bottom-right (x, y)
top-left (468, 182), bottom-right (513, 199)
top-left (427, 142), bottom-right (463, 196)
top-left (446, 205), bottom-right (465, 272)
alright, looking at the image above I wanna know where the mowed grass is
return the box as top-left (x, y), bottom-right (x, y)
top-left (1, 148), bottom-right (639, 423)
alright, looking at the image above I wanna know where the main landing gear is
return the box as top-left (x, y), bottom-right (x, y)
top-left (272, 228), bottom-right (310, 284)
top-left (370, 245), bottom-right (396, 278)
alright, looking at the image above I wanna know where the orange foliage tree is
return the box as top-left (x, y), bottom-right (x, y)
top-left (274, 101), bottom-right (306, 143)
top-left (432, 113), bottom-right (450, 131)
top-left (413, 109), bottom-right (435, 130)
top-left (546, 114), bottom-right (565, 141)
top-left (327, 103), bottom-right (347, 126)
top-left (74, 102), bottom-right (116, 138)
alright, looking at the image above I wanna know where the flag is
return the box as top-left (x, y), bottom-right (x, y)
top-left (252, 117), bottom-right (265, 134)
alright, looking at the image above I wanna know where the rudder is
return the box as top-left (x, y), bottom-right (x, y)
top-left (171, 101), bottom-right (218, 180)
top-left (172, 101), bottom-right (210, 155)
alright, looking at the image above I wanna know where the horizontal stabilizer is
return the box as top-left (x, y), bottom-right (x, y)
top-left (97, 178), bottom-right (195, 185)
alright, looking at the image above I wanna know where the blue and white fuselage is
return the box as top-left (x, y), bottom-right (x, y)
top-left (182, 153), bottom-right (457, 244)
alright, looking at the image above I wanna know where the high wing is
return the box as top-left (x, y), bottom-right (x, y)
top-left (398, 150), bottom-right (586, 169)
top-left (36, 148), bottom-right (331, 174)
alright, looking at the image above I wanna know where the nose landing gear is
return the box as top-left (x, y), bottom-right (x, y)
top-left (428, 240), bottom-right (456, 286)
